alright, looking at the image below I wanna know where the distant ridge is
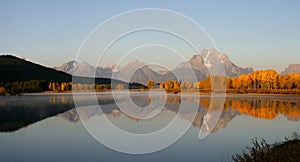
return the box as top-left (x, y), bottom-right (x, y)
top-left (281, 64), bottom-right (300, 75)
top-left (0, 55), bottom-right (144, 87)
top-left (55, 49), bottom-right (254, 84)
top-left (172, 49), bottom-right (253, 81)
top-left (54, 60), bottom-right (113, 78)
top-left (0, 55), bottom-right (71, 82)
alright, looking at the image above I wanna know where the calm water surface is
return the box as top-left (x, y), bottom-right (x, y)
top-left (0, 93), bottom-right (299, 162)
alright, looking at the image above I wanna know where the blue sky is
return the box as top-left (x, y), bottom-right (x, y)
top-left (0, 0), bottom-right (299, 71)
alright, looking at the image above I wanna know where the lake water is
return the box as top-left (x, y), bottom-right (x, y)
top-left (0, 93), bottom-right (299, 162)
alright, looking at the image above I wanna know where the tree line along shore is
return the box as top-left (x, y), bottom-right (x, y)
top-left (0, 69), bottom-right (299, 95)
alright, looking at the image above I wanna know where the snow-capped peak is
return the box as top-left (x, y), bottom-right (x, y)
top-left (110, 64), bottom-right (121, 72)
top-left (203, 50), bottom-right (213, 68)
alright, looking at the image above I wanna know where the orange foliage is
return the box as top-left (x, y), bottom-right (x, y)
top-left (164, 80), bottom-right (181, 93)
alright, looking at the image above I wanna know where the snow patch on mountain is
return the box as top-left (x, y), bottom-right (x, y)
top-left (203, 50), bottom-right (213, 69)
top-left (54, 49), bottom-right (254, 83)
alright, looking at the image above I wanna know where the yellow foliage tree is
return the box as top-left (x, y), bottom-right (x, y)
top-left (164, 80), bottom-right (181, 93)
top-left (0, 86), bottom-right (6, 95)
top-left (147, 80), bottom-right (155, 89)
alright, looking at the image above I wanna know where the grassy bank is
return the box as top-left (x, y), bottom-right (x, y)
top-left (232, 131), bottom-right (300, 162)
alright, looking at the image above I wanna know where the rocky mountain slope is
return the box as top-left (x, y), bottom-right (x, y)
top-left (55, 49), bottom-right (254, 84)
top-left (281, 64), bottom-right (300, 75)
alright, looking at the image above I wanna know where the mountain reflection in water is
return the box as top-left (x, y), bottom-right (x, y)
top-left (0, 93), bottom-right (299, 133)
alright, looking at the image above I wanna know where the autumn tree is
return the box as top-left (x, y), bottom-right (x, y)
top-left (231, 78), bottom-right (239, 89)
top-left (117, 84), bottom-right (125, 89)
top-left (237, 74), bottom-right (246, 89)
top-left (164, 80), bottom-right (181, 93)
top-left (0, 86), bottom-right (6, 95)
top-left (147, 80), bottom-right (155, 89)
top-left (180, 69), bottom-right (300, 93)
top-left (159, 82), bottom-right (165, 89)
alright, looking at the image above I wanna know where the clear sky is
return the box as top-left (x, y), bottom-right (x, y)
top-left (0, 0), bottom-right (299, 71)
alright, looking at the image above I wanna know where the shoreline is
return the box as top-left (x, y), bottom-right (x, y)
top-left (3, 90), bottom-right (299, 97)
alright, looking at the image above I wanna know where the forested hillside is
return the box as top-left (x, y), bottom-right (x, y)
top-left (0, 55), bottom-right (144, 95)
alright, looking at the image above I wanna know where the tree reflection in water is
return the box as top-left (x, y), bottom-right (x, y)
top-left (0, 94), bottom-right (299, 133)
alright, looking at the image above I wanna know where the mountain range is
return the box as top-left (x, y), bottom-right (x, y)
top-left (0, 55), bottom-right (143, 88)
top-left (281, 64), bottom-right (300, 75)
top-left (1, 48), bottom-right (299, 85)
top-left (55, 49), bottom-right (254, 84)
